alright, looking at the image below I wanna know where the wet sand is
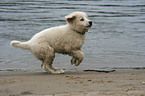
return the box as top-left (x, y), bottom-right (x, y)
top-left (0, 70), bottom-right (145, 96)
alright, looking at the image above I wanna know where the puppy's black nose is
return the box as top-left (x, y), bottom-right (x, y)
top-left (89, 21), bottom-right (92, 26)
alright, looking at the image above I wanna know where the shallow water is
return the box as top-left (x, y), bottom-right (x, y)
top-left (0, 0), bottom-right (145, 72)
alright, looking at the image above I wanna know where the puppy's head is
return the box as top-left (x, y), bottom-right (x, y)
top-left (65, 12), bottom-right (92, 33)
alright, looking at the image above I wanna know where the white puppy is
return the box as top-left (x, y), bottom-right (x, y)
top-left (10, 12), bottom-right (92, 74)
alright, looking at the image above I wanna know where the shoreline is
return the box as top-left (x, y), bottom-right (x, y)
top-left (0, 70), bottom-right (145, 96)
top-left (0, 66), bottom-right (145, 73)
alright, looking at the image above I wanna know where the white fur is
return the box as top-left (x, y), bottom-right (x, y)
top-left (10, 12), bottom-right (92, 74)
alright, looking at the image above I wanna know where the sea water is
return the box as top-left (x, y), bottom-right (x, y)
top-left (0, 0), bottom-right (145, 72)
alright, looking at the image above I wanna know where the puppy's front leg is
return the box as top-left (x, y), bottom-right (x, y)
top-left (70, 50), bottom-right (84, 66)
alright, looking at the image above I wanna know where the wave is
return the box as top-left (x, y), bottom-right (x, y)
top-left (0, 69), bottom-right (23, 72)
top-left (112, 67), bottom-right (145, 70)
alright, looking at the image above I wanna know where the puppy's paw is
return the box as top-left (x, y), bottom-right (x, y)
top-left (71, 57), bottom-right (80, 66)
top-left (43, 66), bottom-right (50, 72)
top-left (52, 69), bottom-right (65, 74)
top-left (71, 57), bottom-right (76, 65)
top-left (74, 60), bottom-right (80, 66)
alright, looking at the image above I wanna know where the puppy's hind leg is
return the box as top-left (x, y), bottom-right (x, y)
top-left (43, 56), bottom-right (64, 74)
top-left (42, 49), bottom-right (64, 74)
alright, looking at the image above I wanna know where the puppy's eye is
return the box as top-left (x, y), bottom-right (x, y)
top-left (80, 18), bottom-right (84, 21)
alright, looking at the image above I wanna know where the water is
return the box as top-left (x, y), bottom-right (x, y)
top-left (0, 0), bottom-right (145, 72)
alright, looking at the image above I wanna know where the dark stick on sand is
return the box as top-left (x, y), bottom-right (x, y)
top-left (83, 69), bottom-right (115, 73)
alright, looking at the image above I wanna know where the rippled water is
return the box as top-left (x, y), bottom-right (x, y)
top-left (0, 0), bottom-right (145, 72)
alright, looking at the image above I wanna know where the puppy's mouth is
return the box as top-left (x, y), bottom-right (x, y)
top-left (86, 25), bottom-right (92, 27)
top-left (86, 21), bottom-right (92, 27)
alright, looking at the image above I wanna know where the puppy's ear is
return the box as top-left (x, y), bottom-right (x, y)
top-left (65, 15), bottom-right (76, 23)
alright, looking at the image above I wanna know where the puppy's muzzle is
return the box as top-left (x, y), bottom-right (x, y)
top-left (86, 21), bottom-right (92, 27)
top-left (89, 21), bottom-right (92, 26)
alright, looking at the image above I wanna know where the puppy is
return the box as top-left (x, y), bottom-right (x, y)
top-left (10, 12), bottom-right (92, 73)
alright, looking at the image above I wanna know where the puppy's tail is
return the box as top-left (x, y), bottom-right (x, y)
top-left (10, 40), bottom-right (30, 50)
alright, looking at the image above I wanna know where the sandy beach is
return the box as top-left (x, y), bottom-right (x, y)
top-left (0, 70), bottom-right (145, 96)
